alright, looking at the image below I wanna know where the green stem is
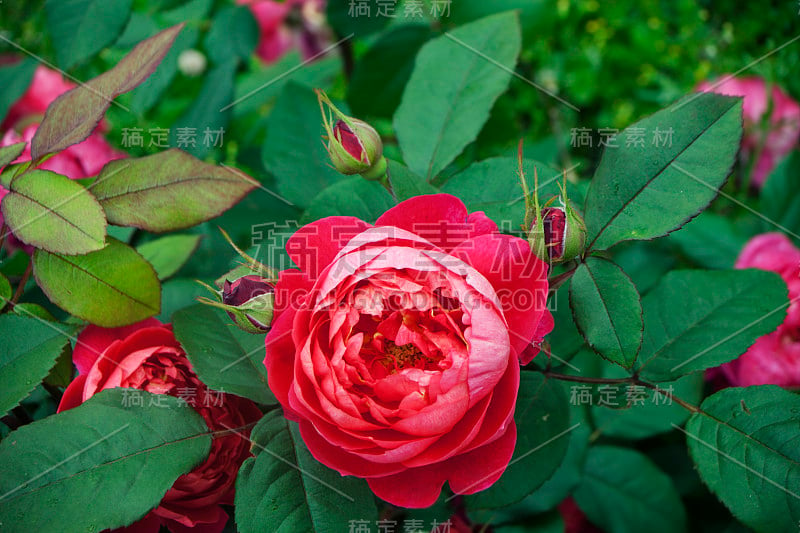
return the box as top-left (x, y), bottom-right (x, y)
top-left (9, 260), bottom-right (32, 307)
top-left (538, 369), bottom-right (701, 414)
top-left (548, 261), bottom-right (579, 291)
top-left (0, 222), bottom-right (7, 257)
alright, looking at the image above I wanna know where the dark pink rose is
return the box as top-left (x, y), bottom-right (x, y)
top-left (264, 194), bottom-right (553, 508)
top-left (697, 76), bottom-right (800, 186)
top-left (715, 233), bottom-right (800, 387)
top-left (1, 65), bottom-right (74, 130)
top-left (238, 0), bottom-right (330, 63)
top-left (58, 319), bottom-right (263, 533)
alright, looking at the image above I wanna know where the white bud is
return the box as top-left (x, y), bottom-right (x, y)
top-left (178, 49), bottom-right (207, 77)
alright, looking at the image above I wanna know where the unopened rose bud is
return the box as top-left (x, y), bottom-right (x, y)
top-left (517, 140), bottom-right (586, 263)
top-left (316, 89), bottom-right (386, 179)
top-left (221, 275), bottom-right (275, 334)
top-left (530, 198), bottom-right (586, 263)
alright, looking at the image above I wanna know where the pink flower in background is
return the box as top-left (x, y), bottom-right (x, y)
top-left (1, 65), bottom-right (74, 130)
top-left (716, 233), bottom-right (800, 387)
top-left (0, 65), bottom-right (125, 251)
top-left (697, 76), bottom-right (800, 186)
top-left (237, 0), bottom-right (330, 63)
top-left (0, 125), bottom-right (124, 179)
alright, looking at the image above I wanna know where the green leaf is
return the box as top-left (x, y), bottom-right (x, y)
top-left (667, 211), bottom-right (747, 269)
top-left (465, 372), bottom-right (571, 509)
top-left (0, 389), bottom-right (211, 533)
top-left (130, 24), bottom-right (199, 114)
top-left (91, 149), bottom-right (257, 232)
top-left (46, 0), bottom-right (133, 69)
top-left (231, 52), bottom-right (340, 118)
top-left (32, 24), bottom-right (184, 159)
top-left (1, 169), bottom-right (107, 255)
top-left (0, 272), bottom-right (10, 303)
top-left (136, 234), bottom-right (201, 280)
top-left (203, 5), bottom-right (258, 64)
top-left (172, 304), bottom-right (275, 405)
top-left (33, 238), bottom-right (161, 327)
top-left (760, 150), bottom-right (800, 237)
top-left (545, 284), bottom-right (584, 363)
top-left (262, 82), bottom-right (345, 208)
top-left (236, 410), bottom-right (378, 533)
top-left (637, 269), bottom-right (788, 381)
top-left (395, 12), bottom-right (522, 181)
top-left (44, 343), bottom-right (75, 388)
top-left (591, 370), bottom-right (703, 440)
top-left (573, 446), bottom-right (687, 533)
top-left (518, 402), bottom-right (591, 514)
top-left (326, 0), bottom-right (389, 38)
top-left (169, 59), bottom-right (236, 159)
top-left (569, 256), bottom-right (643, 369)
top-left (583, 93), bottom-right (743, 250)
top-left (348, 25), bottom-right (432, 118)
top-left (441, 157), bottom-right (575, 231)
top-left (686, 386), bottom-right (800, 532)
top-left (448, 0), bottom-right (557, 42)
top-left (387, 159), bottom-right (439, 202)
top-left (0, 59), bottom-right (37, 124)
top-left (157, 278), bottom-right (208, 322)
top-left (0, 142), bottom-right (26, 171)
top-left (301, 177), bottom-right (395, 225)
top-left (0, 314), bottom-right (75, 417)
top-left (11, 303), bottom-right (57, 322)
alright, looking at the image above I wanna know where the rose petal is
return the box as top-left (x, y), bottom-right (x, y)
top-left (375, 194), bottom-right (497, 252)
top-left (56, 374), bottom-right (87, 412)
top-left (73, 318), bottom-right (163, 374)
top-left (366, 463), bottom-right (449, 508)
top-left (285, 216), bottom-right (372, 278)
top-left (447, 420), bottom-right (517, 495)
top-left (452, 233), bottom-right (550, 360)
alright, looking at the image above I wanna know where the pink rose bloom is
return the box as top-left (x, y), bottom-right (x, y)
top-left (264, 194), bottom-right (553, 508)
top-left (697, 76), bottom-right (800, 186)
top-left (59, 319), bottom-right (262, 533)
top-left (716, 233), bottom-right (800, 387)
top-left (237, 0), bottom-right (330, 63)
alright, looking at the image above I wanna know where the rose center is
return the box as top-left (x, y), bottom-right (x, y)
top-left (383, 340), bottom-right (440, 371)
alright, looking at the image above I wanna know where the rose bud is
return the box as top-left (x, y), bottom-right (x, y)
top-left (222, 276), bottom-right (275, 333)
top-left (517, 141), bottom-right (586, 263)
top-left (220, 275), bottom-right (275, 334)
top-left (316, 89), bottom-right (386, 180)
top-left (198, 228), bottom-right (277, 334)
top-left (530, 196), bottom-right (587, 263)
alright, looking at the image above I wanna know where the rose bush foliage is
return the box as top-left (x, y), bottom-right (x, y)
top-left (1, 3), bottom-right (799, 533)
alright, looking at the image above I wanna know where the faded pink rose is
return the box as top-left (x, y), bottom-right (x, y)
top-left (264, 194), bottom-right (553, 508)
top-left (237, 0), bottom-right (330, 63)
top-left (697, 76), bottom-right (800, 186)
top-left (716, 233), bottom-right (800, 387)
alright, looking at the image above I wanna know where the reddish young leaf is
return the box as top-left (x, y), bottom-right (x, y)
top-left (31, 24), bottom-right (184, 159)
